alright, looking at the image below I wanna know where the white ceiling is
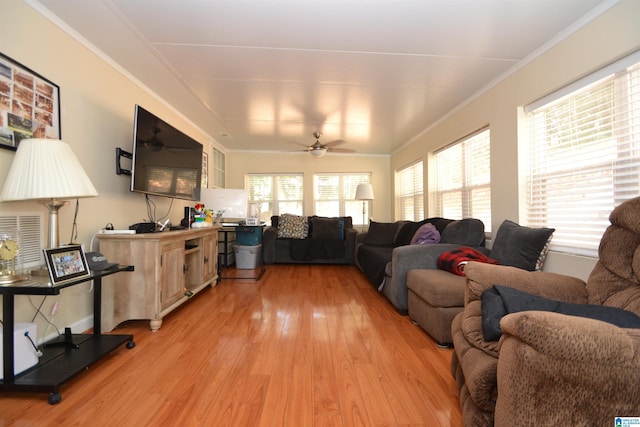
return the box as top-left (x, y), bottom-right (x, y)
top-left (32, 0), bottom-right (611, 155)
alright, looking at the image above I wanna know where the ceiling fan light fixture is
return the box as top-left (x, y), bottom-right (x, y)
top-left (310, 146), bottom-right (327, 157)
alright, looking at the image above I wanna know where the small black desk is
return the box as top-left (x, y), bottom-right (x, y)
top-left (0, 265), bottom-right (135, 404)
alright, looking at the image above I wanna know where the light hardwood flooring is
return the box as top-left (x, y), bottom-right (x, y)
top-left (0, 264), bottom-right (463, 426)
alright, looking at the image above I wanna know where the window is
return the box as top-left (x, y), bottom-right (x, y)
top-left (395, 161), bottom-right (424, 221)
top-left (430, 128), bottom-right (491, 231)
top-left (524, 52), bottom-right (640, 256)
top-left (314, 173), bottom-right (370, 224)
top-left (246, 174), bottom-right (303, 223)
top-left (211, 147), bottom-right (225, 188)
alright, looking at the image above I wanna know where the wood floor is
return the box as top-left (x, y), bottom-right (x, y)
top-left (0, 265), bottom-right (463, 426)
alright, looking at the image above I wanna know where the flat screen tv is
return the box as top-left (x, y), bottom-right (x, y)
top-left (131, 105), bottom-right (202, 201)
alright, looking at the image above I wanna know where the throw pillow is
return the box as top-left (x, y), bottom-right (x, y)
top-left (410, 223), bottom-right (441, 245)
top-left (490, 220), bottom-right (555, 271)
top-left (277, 214), bottom-right (308, 239)
top-left (366, 221), bottom-right (400, 247)
top-left (311, 217), bottom-right (340, 239)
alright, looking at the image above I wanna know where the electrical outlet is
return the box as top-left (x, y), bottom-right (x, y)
top-left (51, 301), bottom-right (61, 316)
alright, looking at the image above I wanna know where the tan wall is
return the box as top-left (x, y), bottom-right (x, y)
top-left (0, 0), bottom-right (222, 337)
top-left (226, 151), bottom-right (391, 221)
top-left (391, 0), bottom-right (640, 279)
top-left (2, 0), bottom-right (639, 335)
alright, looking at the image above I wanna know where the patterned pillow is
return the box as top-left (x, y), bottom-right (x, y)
top-left (277, 214), bottom-right (308, 239)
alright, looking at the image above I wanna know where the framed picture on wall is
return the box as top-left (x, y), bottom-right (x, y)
top-left (202, 150), bottom-right (209, 188)
top-left (0, 52), bottom-right (61, 151)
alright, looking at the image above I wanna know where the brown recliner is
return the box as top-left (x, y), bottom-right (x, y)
top-left (450, 196), bottom-right (640, 426)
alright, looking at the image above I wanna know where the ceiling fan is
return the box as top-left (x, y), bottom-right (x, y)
top-left (294, 131), bottom-right (355, 157)
top-left (141, 127), bottom-right (188, 152)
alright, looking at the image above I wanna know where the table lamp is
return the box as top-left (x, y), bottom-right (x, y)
top-left (0, 138), bottom-right (98, 249)
top-left (355, 183), bottom-right (374, 230)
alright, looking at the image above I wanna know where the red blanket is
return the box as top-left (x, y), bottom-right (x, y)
top-left (437, 247), bottom-right (498, 276)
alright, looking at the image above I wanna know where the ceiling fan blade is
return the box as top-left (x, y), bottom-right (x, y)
top-left (289, 141), bottom-right (312, 149)
top-left (324, 139), bottom-right (346, 147)
top-left (328, 147), bottom-right (356, 153)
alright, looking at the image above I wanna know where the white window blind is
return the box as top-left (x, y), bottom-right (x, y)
top-left (525, 52), bottom-right (640, 257)
top-left (431, 128), bottom-right (491, 231)
top-left (395, 161), bottom-right (424, 221)
top-left (314, 173), bottom-right (370, 224)
top-left (246, 174), bottom-right (304, 223)
top-left (212, 147), bottom-right (225, 188)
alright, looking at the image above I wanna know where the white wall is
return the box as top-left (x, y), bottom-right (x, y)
top-left (391, 0), bottom-right (640, 280)
top-left (0, 0), bottom-right (221, 338)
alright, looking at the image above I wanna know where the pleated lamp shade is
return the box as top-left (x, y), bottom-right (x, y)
top-left (1, 138), bottom-right (97, 249)
top-left (0, 138), bottom-right (97, 201)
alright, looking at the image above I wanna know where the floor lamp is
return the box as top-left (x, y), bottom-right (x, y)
top-left (355, 183), bottom-right (374, 231)
top-left (0, 138), bottom-right (98, 251)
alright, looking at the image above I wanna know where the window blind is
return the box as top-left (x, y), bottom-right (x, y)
top-left (431, 128), bottom-right (491, 230)
top-left (395, 161), bottom-right (424, 221)
top-left (525, 52), bottom-right (640, 257)
top-left (212, 147), bottom-right (225, 188)
top-left (246, 174), bottom-right (304, 222)
top-left (314, 173), bottom-right (370, 223)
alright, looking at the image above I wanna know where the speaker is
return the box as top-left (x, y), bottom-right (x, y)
top-left (181, 207), bottom-right (196, 227)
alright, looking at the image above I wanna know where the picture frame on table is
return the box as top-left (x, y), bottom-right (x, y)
top-left (0, 52), bottom-right (61, 151)
top-left (43, 245), bottom-right (91, 285)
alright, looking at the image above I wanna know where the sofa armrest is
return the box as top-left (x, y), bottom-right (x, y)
top-left (343, 228), bottom-right (358, 264)
top-left (463, 261), bottom-right (588, 306)
top-left (495, 311), bottom-right (640, 425)
top-left (262, 226), bottom-right (277, 264)
top-left (384, 243), bottom-right (476, 312)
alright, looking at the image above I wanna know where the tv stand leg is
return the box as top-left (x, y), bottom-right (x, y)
top-left (150, 319), bottom-right (162, 332)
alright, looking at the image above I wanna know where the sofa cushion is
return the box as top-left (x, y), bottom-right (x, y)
top-left (366, 221), bottom-right (400, 246)
top-left (277, 214), bottom-right (308, 239)
top-left (311, 217), bottom-right (342, 239)
top-left (394, 218), bottom-right (453, 246)
top-left (440, 218), bottom-right (485, 246)
top-left (490, 220), bottom-right (554, 271)
top-left (407, 269), bottom-right (466, 308)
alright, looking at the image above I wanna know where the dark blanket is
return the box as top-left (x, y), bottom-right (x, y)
top-left (357, 245), bottom-right (393, 288)
top-left (481, 285), bottom-right (640, 341)
top-left (289, 238), bottom-right (346, 261)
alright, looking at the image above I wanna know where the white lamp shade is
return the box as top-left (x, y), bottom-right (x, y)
top-left (355, 183), bottom-right (374, 200)
top-left (0, 138), bottom-right (98, 201)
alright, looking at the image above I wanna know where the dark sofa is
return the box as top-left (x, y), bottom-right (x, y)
top-left (356, 218), bottom-right (453, 286)
top-left (356, 217), bottom-right (486, 313)
top-left (263, 215), bottom-right (357, 264)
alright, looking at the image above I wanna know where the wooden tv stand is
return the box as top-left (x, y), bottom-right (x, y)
top-left (97, 227), bottom-right (219, 332)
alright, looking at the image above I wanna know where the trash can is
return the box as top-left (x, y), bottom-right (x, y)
top-left (234, 244), bottom-right (262, 269)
